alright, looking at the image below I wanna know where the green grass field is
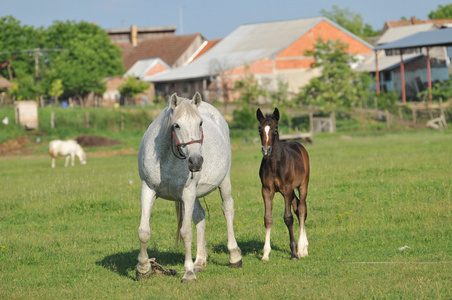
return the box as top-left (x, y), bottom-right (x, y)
top-left (1, 130), bottom-right (451, 299)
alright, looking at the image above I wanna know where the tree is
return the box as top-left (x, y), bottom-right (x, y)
top-left (428, 4), bottom-right (452, 19)
top-left (0, 15), bottom-right (45, 99)
top-left (297, 39), bottom-right (371, 112)
top-left (49, 79), bottom-right (64, 104)
top-left (119, 77), bottom-right (150, 104)
top-left (43, 21), bottom-right (124, 104)
top-left (233, 66), bottom-right (265, 104)
top-left (320, 5), bottom-right (380, 38)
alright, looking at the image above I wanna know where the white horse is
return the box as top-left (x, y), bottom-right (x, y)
top-left (136, 93), bottom-right (242, 282)
top-left (48, 139), bottom-right (87, 168)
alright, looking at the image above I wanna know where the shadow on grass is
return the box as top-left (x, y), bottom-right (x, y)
top-left (97, 239), bottom-right (283, 280)
top-left (96, 248), bottom-right (184, 281)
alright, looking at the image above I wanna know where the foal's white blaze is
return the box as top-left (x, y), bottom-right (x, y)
top-left (264, 125), bottom-right (270, 142)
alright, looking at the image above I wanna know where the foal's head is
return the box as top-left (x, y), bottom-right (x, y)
top-left (256, 108), bottom-right (280, 157)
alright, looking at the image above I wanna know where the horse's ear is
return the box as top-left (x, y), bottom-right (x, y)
top-left (170, 93), bottom-right (179, 108)
top-left (192, 92), bottom-right (202, 107)
top-left (256, 108), bottom-right (264, 122)
top-left (273, 108), bottom-right (280, 122)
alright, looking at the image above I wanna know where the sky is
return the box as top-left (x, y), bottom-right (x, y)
top-left (2, 0), bottom-right (451, 40)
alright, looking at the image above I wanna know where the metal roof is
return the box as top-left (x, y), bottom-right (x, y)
top-left (145, 17), bottom-right (373, 82)
top-left (375, 28), bottom-right (452, 51)
top-left (124, 58), bottom-right (170, 80)
top-left (376, 23), bottom-right (437, 45)
top-left (355, 52), bottom-right (422, 72)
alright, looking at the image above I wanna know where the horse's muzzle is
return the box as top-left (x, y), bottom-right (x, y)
top-left (261, 146), bottom-right (272, 157)
top-left (188, 155), bottom-right (203, 172)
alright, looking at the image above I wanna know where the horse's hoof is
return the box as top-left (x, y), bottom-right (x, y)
top-left (194, 266), bottom-right (204, 273)
top-left (291, 256), bottom-right (299, 261)
top-left (181, 271), bottom-right (196, 283)
top-left (136, 268), bottom-right (152, 280)
top-left (229, 259), bottom-right (242, 268)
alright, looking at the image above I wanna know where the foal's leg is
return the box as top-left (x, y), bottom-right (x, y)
top-left (64, 155), bottom-right (70, 167)
top-left (262, 187), bottom-right (274, 261)
top-left (219, 175), bottom-right (242, 267)
top-left (193, 198), bottom-right (207, 273)
top-left (51, 158), bottom-right (56, 168)
top-left (295, 185), bottom-right (309, 258)
top-left (284, 190), bottom-right (298, 260)
top-left (136, 181), bottom-right (157, 279)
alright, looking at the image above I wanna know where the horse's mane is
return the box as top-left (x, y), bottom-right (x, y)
top-left (161, 98), bottom-right (200, 132)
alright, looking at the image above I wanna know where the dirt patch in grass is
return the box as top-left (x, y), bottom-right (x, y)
top-left (75, 135), bottom-right (123, 148)
top-left (0, 136), bottom-right (36, 155)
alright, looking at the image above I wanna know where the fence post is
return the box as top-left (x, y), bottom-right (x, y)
top-left (85, 112), bottom-right (90, 128)
top-left (51, 111), bottom-right (55, 129)
top-left (385, 109), bottom-right (390, 129)
top-left (121, 114), bottom-right (125, 131)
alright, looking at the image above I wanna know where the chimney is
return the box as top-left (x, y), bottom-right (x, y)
top-left (131, 25), bottom-right (138, 47)
top-left (411, 16), bottom-right (416, 24)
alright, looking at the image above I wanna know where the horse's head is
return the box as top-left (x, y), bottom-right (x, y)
top-left (77, 146), bottom-right (87, 165)
top-left (170, 93), bottom-right (204, 172)
top-left (256, 108), bottom-right (279, 157)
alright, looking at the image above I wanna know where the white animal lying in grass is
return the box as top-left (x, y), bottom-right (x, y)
top-left (48, 139), bottom-right (87, 168)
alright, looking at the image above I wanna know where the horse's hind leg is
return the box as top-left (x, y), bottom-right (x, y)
top-left (136, 181), bottom-right (157, 279)
top-left (219, 175), bottom-right (242, 267)
top-left (295, 185), bottom-right (309, 258)
top-left (64, 155), bottom-right (70, 167)
top-left (284, 191), bottom-right (298, 260)
top-left (193, 198), bottom-right (207, 273)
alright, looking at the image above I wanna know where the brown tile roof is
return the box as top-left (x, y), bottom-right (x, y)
top-left (191, 39), bottom-right (222, 62)
top-left (117, 33), bottom-right (203, 69)
top-left (383, 17), bottom-right (452, 33)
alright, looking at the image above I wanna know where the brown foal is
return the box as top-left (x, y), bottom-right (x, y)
top-left (256, 108), bottom-right (310, 260)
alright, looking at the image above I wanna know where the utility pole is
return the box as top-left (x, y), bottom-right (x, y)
top-left (179, 6), bottom-right (184, 34)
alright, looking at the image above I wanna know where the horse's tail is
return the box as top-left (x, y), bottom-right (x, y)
top-left (175, 201), bottom-right (183, 245)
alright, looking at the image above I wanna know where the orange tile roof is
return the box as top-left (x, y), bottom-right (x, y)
top-left (117, 33), bottom-right (203, 69)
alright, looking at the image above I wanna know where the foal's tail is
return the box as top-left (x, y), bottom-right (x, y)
top-left (175, 201), bottom-right (183, 245)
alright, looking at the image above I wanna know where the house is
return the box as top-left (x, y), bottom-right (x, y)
top-left (144, 17), bottom-right (373, 102)
top-left (124, 58), bottom-right (171, 80)
top-left (103, 25), bottom-right (207, 106)
top-left (381, 16), bottom-right (452, 34)
top-left (357, 20), bottom-right (452, 101)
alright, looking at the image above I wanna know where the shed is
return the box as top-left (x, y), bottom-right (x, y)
top-left (15, 101), bottom-right (38, 129)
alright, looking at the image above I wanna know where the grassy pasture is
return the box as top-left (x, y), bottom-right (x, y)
top-left (0, 130), bottom-right (451, 299)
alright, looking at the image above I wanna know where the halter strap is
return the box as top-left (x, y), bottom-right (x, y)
top-left (171, 127), bottom-right (204, 159)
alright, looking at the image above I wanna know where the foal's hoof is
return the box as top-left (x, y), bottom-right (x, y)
top-left (181, 271), bottom-right (196, 283)
top-left (229, 259), bottom-right (242, 268)
top-left (136, 268), bottom-right (152, 280)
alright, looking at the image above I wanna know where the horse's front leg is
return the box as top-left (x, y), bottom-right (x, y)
top-left (219, 175), bottom-right (242, 267)
top-left (180, 191), bottom-right (197, 283)
top-left (193, 198), bottom-right (207, 273)
top-left (295, 185), bottom-right (309, 258)
top-left (262, 187), bottom-right (274, 261)
top-left (136, 181), bottom-right (157, 279)
top-left (284, 191), bottom-right (298, 260)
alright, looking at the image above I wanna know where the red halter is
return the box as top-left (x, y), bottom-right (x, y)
top-left (171, 127), bottom-right (204, 159)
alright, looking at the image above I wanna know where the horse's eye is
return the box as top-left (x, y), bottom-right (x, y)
top-left (200, 121), bottom-right (203, 127)
top-left (174, 124), bottom-right (180, 129)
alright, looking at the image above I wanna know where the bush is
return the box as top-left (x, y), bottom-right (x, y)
top-left (231, 105), bottom-right (256, 129)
